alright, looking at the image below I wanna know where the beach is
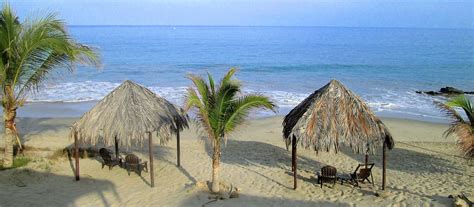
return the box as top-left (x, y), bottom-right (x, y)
top-left (0, 116), bottom-right (472, 206)
top-left (1, 1), bottom-right (473, 206)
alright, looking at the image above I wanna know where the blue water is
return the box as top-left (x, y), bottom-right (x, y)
top-left (23, 26), bottom-right (474, 122)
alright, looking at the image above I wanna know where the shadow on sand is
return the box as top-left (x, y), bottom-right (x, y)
top-left (339, 144), bottom-right (462, 175)
top-left (66, 140), bottom-right (197, 187)
top-left (203, 139), bottom-right (327, 189)
top-left (0, 168), bottom-right (119, 206)
top-left (205, 139), bottom-right (324, 170)
top-left (179, 192), bottom-right (352, 207)
top-left (11, 118), bottom-right (73, 142)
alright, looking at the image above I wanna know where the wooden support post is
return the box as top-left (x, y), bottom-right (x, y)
top-left (74, 131), bottom-right (80, 181)
top-left (149, 132), bottom-right (155, 187)
top-left (292, 135), bottom-right (297, 190)
top-left (177, 129), bottom-right (181, 167)
top-left (291, 139), bottom-right (294, 172)
top-left (365, 154), bottom-right (368, 168)
top-left (382, 141), bottom-right (387, 190)
top-left (115, 136), bottom-right (119, 159)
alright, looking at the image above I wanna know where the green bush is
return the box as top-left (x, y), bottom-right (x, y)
top-left (0, 156), bottom-right (30, 170)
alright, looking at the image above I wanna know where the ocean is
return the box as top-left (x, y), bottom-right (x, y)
top-left (19, 26), bottom-right (474, 122)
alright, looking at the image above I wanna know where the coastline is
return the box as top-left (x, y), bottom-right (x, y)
top-left (0, 115), bottom-right (453, 153)
top-left (17, 101), bottom-right (452, 124)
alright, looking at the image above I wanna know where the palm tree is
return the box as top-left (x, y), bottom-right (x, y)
top-left (436, 95), bottom-right (473, 159)
top-left (185, 68), bottom-right (276, 193)
top-left (0, 4), bottom-right (100, 167)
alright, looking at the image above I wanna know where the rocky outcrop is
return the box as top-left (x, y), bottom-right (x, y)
top-left (416, 87), bottom-right (474, 96)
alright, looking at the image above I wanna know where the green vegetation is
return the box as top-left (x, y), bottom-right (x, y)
top-left (436, 95), bottom-right (474, 158)
top-left (0, 4), bottom-right (101, 167)
top-left (0, 156), bottom-right (30, 170)
top-left (185, 68), bottom-right (276, 193)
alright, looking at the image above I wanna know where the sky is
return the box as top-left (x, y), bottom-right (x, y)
top-left (7, 0), bottom-right (474, 29)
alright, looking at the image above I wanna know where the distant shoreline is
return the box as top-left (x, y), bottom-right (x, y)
top-left (17, 101), bottom-right (450, 124)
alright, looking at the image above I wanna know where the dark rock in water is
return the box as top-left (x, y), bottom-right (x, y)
top-left (425, 91), bottom-right (439, 95)
top-left (440, 87), bottom-right (463, 94)
top-left (417, 87), bottom-right (473, 96)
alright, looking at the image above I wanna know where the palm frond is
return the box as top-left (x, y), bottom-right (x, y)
top-left (17, 53), bottom-right (69, 98)
top-left (211, 79), bottom-right (241, 137)
top-left (446, 95), bottom-right (473, 111)
top-left (453, 124), bottom-right (474, 158)
top-left (0, 4), bottom-right (20, 90)
top-left (14, 13), bottom-right (99, 96)
top-left (187, 74), bottom-right (212, 108)
top-left (0, 3), bottom-right (20, 54)
top-left (219, 67), bottom-right (237, 87)
top-left (224, 95), bottom-right (276, 134)
top-left (436, 96), bottom-right (474, 158)
top-left (435, 101), bottom-right (466, 128)
top-left (185, 84), bottom-right (215, 141)
top-left (207, 71), bottom-right (215, 95)
top-left (0, 5), bottom-right (100, 104)
top-left (67, 42), bottom-right (101, 67)
top-left (0, 56), bottom-right (4, 82)
top-left (185, 68), bottom-right (276, 144)
top-left (446, 95), bottom-right (474, 125)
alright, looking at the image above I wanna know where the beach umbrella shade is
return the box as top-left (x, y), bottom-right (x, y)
top-left (70, 80), bottom-right (188, 187)
top-left (282, 80), bottom-right (394, 190)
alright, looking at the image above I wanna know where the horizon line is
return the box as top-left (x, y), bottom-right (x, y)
top-left (67, 24), bottom-right (474, 30)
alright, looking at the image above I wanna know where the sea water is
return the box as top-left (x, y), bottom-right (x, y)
top-left (21, 26), bottom-right (474, 122)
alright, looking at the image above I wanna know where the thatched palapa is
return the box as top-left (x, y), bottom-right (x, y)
top-left (282, 80), bottom-right (394, 190)
top-left (70, 80), bottom-right (188, 187)
top-left (71, 80), bottom-right (187, 147)
top-left (283, 79), bottom-right (394, 152)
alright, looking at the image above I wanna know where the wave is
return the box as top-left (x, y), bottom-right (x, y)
top-left (27, 81), bottom-right (121, 103)
top-left (27, 81), bottom-right (450, 121)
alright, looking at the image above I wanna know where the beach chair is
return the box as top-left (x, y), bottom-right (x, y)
top-left (316, 165), bottom-right (337, 188)
top-left (350, 163), bottom-right (374, 187)
top-left (124, 154), bottom-right (148, 176)
top-left (99, 148), bottom-right (121, 170)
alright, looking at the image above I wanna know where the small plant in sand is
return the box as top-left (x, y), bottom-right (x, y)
top-left (185, 68), bottom-right (276, 193)
top-left (0, 156), bottom-right (30, 170)
top-left (436, 95), bottom-right (474, 159)
top-left (0, 4), bottom-right (100, 167)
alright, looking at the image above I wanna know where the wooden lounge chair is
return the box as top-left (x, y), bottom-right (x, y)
top-left (350, 163), bottom-right (375, 187)
top-left (124, 154), bottom-right (148, 176)
top-left (99, 148), bottom-right (121, 170)
top-left (316, 165), bottom-right (337, 188)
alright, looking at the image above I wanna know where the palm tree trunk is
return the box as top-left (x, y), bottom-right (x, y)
top-left (3, 107), bottom-right (16, 168)
top-left (3, 84), bottom-right (18, 168)
top-left (211, 140), bottom-right (221, 193)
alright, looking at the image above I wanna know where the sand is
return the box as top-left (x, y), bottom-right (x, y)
top-left (0, 116), bottom-right (472, 206)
